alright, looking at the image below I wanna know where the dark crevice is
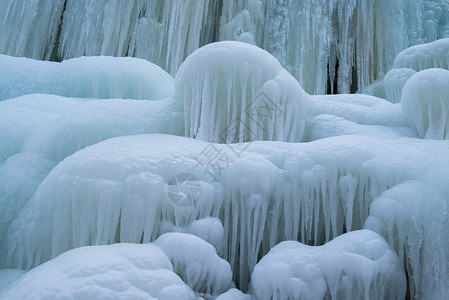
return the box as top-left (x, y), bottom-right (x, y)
top-left (49, 0), bottom-right (67, 62)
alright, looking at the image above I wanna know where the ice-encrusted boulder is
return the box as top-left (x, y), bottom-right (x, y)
top-left (176, 41), bottom-right (310, 143)
top-left (0, 243), bottom-right (196, 300)
top-left (155, 232), bottom-right (232, 297)
top-left (401, 68), bottom-right (449, 139)
top-left (383, 68), bottom-right (416, 103)
top-left (393, 38), bottom-right (449, 71)
top-left (0, 55), bottom-right (174, 101)
top-left (251, 230), bottom-right (406, 300)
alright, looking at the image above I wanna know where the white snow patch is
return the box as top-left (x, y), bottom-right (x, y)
top-left (0, 243), bottom-right (196, 300)
top-left (251, 230), bottom-right (406, 300)
top-left (0, 55), bottom-right (174, 101)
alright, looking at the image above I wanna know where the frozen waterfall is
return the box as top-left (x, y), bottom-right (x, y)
top-left (1, 2), bottom-right (449, 300)
top-left (1, 0), bottom-right (448, 94)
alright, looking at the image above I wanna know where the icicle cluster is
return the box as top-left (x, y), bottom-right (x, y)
top-left (176, 41), bottom-right (309, 143)
top-left (1, 0), bottom-right (448, 93)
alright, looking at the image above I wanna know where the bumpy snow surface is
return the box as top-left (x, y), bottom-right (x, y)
top-left (1, 39), bottom-right (449, 300)
top-left (251, 230), bottom-right (406, 300)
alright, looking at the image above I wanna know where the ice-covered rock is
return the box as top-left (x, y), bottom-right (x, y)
top-left (251, 230), bottom-right (406, 300)
top-left (0, 94), bottom-right (183, 265)
top-left (176, 41), bottom-right (309, 143)
top-left (0, 55), bottom-right (174, 101)
top-left (383, 68), bottom-right (417, 103)
top-left (0, 243), bottom-right (196, 300)
top-left (401, 68), bottom-right (449, 139)
top-left (393, 38), bottom-right (449, 71)
top-left (155, 232), bottom-right (232, 297)
top-left (4, 133), bottom-right (419, 291)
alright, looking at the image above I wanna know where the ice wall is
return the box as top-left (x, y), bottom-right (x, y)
top-left (1, 0), bottom-right (448, 93)
top-left (0, 0), bottom-right (65, 60)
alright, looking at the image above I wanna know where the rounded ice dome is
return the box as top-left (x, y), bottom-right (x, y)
top-left (175, 41), bottom-right (310, 143)
top-left (401, 68), bottom-right (449, 139)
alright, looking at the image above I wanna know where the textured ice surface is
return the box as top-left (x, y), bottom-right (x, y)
top-left (0, 55), bottom-right (174, 101)
top-left (0, 94), bottom-right (183, 267)
top-left (1, 1), bottom-right (448, 93)
top-left (383, 68), bottom-right (417, 103)
top-left (393, 38), bottom-right (449, 71)
top-left (0, 0), bottom-right (65, 60)
top-left (6, 133), bottom-right (449, 297)
top-left (176, 41), bottom-right (309, 143)
top-left (401, 68), bottom-right (449, 139)
top-left (306, 94), bottom-right (416, 141)
top-left (0, 243), bottom-right (196, 300)
top-left (155, 232), bottom-right (232, 297)
top-left (251, 230), bottom-right (406, 300)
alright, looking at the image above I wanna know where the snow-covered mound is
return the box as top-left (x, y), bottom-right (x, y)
top-left (0, 94), bottom-right (183, 264)
top-left (6, 132), bottom-right (449, 297)
top-left (251, 230), bottom-right (406, 300)
top-left (0, 55), bottom-right (174, 101)
top-left (0, 243), bottom-right (196, 300)
top-left (155, 232), bottom-right (232, 297)
top-left (383, 68), bottom-right (416, 103)
top-left (307, 94), bottom-right (416, 140)
top-left (401, 68), bottom-right (449, 139)
top-left (393, 38), bottom-right (449, 71)
top-left (176, 41), bottom-right (309, 143)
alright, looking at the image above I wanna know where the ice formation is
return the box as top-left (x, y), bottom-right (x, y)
top-left (393, 38), bottom-right (449, 71)
top-left (0, 55), bottom-right (174, 101)
top-left (6, 129), bottom-right (449, 297)
top-left (1, 7), bottom-right (449, 299)
top-left (176, 41), bottom-right (309, 143)
top-left (154, 232), bottom-right (232, 297)
top-left (401, 68), bottom-right (449, 139)
top-left (2, 0), bottom-right (448, 93)
top-left (383, 68), bottom-right (417, 103)
top-left (251, 230), bottom-right (406, 300)
top-left (0, 243), bottom-right (197, 300)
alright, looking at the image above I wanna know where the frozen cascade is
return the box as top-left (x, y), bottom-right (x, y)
top-left (6, 134), bottom-right (429, 293)
top-left (0, 0), bottom-right (65, 60)
top-left (2, 0), bottom-right (449, 93)
top-left (176, 41), bottom-right (309, 143)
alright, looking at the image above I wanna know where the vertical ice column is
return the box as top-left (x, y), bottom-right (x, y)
top-left (0, 0), bottom-right (65, 60)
